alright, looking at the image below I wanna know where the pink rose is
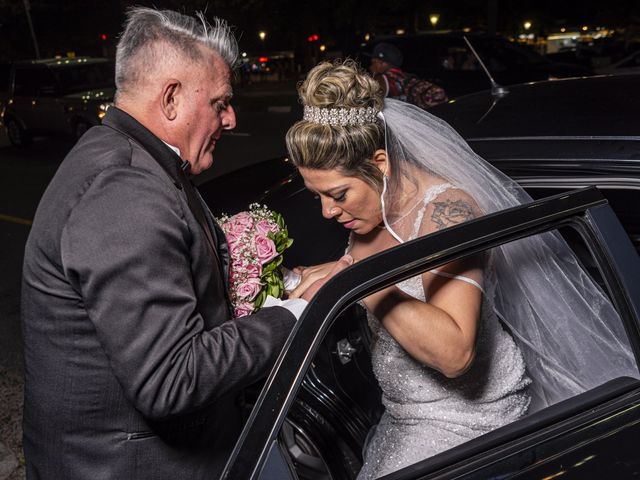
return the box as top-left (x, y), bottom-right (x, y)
top-left (224, 230), bottom-right (241, 248)
top-left (228, 239), bottom-right (243, 258)
top-left (224, 212), bottom-right (254, 236)
top-left (254, 234), bottom-right (278, 264)
top-left (242, 261), bottom-right (262, 279)
top-left (255, 219), bottom-right (279, 236)
top-left (236, 277), bottom-right (262, 300)
top-left (234, 302), bottom-right (254, 318)
top-left (234, 257), bottom-right (261, 277)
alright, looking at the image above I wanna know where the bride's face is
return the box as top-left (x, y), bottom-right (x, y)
top-left (299, 166), bottom-right (383, 235)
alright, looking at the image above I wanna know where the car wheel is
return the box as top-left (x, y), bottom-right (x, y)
top-left (5, 118), bottom-right (31, 147)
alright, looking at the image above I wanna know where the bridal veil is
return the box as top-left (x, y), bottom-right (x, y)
top-left (378, 98), bottom-right (638, 410)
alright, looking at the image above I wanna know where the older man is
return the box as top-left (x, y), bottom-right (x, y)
top-left (21, 7), bottom-right (350, 479)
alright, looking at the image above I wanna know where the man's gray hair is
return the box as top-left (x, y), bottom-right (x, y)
top-left (115, 7), bottom-right (238, 97)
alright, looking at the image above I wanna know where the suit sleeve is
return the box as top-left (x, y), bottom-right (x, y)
top-left (60, 166), bottom-right (296, 421)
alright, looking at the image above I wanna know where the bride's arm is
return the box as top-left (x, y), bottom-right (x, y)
top-left (357, 190), bottom-right (484, 378)
top-left (363, 259), bottom-right (482, 378)
top-left (287, 261), bottom-right (338, 298)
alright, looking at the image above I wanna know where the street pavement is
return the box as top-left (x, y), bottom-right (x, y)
top-left (0, 80), bottom-right (299, 478)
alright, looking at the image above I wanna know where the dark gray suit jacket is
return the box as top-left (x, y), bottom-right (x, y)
top-left (21, 107), bottom-right (296, 479)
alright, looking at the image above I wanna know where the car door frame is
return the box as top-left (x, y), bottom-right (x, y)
top-left (219, 187), bottom-right (640, 480)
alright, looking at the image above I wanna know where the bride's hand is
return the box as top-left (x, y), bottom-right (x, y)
top-left (296, 255), bottom-right (354, 301)
top-left (288, 260), bottom-right (342, 299)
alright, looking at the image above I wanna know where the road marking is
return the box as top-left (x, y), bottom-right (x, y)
top-left (0, 214), bottom-right (32, 226)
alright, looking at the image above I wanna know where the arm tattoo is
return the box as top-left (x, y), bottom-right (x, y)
top-left (431, 200), bottom-right (475, 230)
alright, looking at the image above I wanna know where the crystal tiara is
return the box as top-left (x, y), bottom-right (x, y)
top-left (303, 105), bottom-right (379, 126)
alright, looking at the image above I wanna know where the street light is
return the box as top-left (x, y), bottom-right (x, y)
top-left (258, 31), bottom-right (267, 41)
top-left (23, 0), bottom-right (40, 58)
top-left (429, 13), bottom-right (440, 28)
top-left (524, 21), bottom-right (532, 31)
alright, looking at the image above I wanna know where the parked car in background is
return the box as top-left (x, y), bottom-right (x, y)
top-left (357, 32), bottom-right (593, 99)
top-left (0, 57), bottom-right (114, 146)
top-left (197, 73), bottom-right (640, 479)
top-left (597, 49), bottom-right (640, 75)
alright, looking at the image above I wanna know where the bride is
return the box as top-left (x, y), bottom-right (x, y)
top-left (285, 60), bottom-right (636, 479)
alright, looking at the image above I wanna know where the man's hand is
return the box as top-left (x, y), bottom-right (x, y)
top-left (290, 255), bottom-right (353, 301)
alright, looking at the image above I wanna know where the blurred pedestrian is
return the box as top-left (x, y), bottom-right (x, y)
top-left (366, 42), bottom-right (448, 109)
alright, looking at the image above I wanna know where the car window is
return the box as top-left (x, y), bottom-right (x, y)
top-left (52, 62), bottom-right (115, 94)
top-left (13, 66), bottom-right (52, 96)
top-left (474, 37), bottom-right (548, 67)
top-left (618, 52), bottom-right (640, 69)
top-left (525, 186), bottom-right (640, 255)
top-left (395, 37), bottom-right (444, 73)
top-left (274, 220), bottom-right (638, 479)
top-left (441, 45), bottom-right (481, 71)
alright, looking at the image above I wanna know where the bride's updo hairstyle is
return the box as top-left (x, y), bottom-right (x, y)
top-left (286, 60), bottom-right (386, 190)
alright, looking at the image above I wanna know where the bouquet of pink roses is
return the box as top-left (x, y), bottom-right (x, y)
top-left (217, 203), bottom-right (293, 318)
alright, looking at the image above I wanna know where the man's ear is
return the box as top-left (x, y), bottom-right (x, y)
top-left (372, 149), bottom-right (389, 176)
top-left (160, 79), bottom-right (180, 121)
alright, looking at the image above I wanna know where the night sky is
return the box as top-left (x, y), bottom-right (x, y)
top-left (1, 0), bottom-right (638, 61)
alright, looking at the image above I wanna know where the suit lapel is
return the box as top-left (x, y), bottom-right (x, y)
top-left (195, 188), bottom-right (231, 286)
top-left (102, 107), bottom-right (231, 296)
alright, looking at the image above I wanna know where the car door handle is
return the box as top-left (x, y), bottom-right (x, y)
top-left (335, 338), bottom-right (357, 364)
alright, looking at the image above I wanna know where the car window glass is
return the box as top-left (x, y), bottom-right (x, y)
top-left (526, 186), bottom-right (640, 255)
top-left (275, 224), bottom-right (637, 479)
top-left (35, 68), bottom-right (59, 97)
top-left (13, 67), bottom-right (43, 96)
top-left (393, 37), bottom-right (446, 73)
top-left (11, 66), bottom-right (58, 97)
top-left (619, 52), bottom-right (640, 68)
top-left (258, 441), bottom-right (296, 480)
top-left (52, 62), bottom-right (115, 94)
top-left (475, 38), bottom-right (547, 67)
top-left (441, 46), bottom-right (481, 71)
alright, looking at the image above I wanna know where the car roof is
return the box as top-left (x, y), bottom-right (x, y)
top-left (13, 57), bottom-right (111, 68)
top-left (372, 30), bottom-right (512, 41)
top-left (430, 74), bottom-right (640, 140)
top-left (429, 74), bottom-right (640, 139)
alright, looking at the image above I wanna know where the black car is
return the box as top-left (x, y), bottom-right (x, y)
top-left (198, 74), bottom-right (640, 479)
top-left (0, 57), bottom-right (115, 146)
top-left (358, 32), bottom-right (593, 99)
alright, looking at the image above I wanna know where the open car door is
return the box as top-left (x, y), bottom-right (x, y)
top-left (221, 187), bottom-right (640, 480)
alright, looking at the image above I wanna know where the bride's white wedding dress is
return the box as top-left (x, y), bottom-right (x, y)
top-left (356, 184), bottom-right (531, 480)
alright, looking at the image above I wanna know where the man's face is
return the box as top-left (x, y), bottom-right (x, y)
top-left (177, 51), bottom-right (236, 175)
top-left (369, 58), bottom-right (390, 75)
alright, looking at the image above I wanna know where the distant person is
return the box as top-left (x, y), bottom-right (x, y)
top-left (366, 42), bottom-right (448, 109)
top-left (21, 7), bottom-right (350, 479)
